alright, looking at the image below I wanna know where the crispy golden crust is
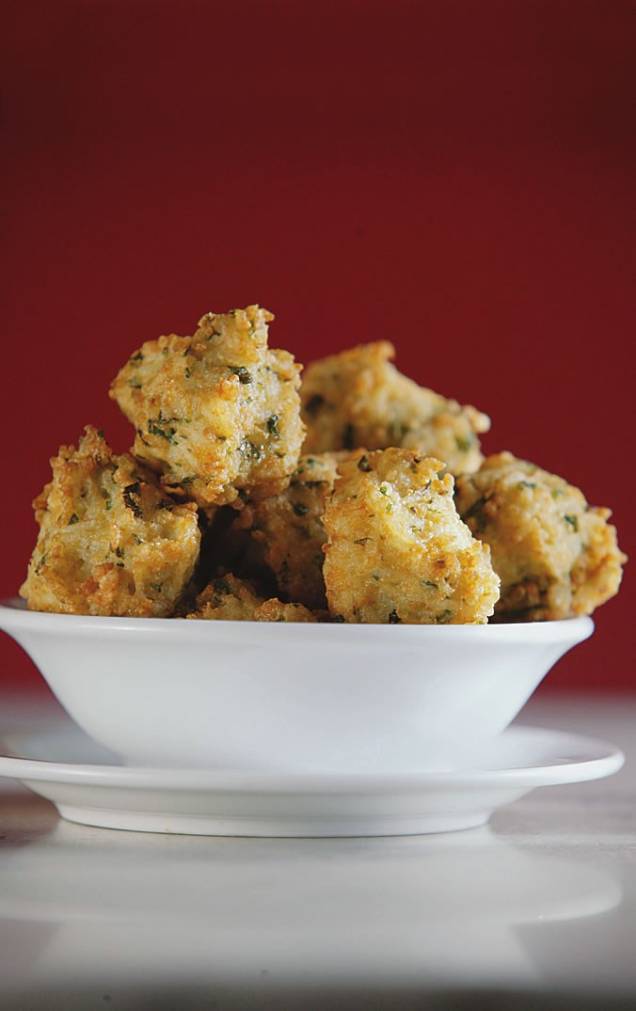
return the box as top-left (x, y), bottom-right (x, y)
top-left (322, 448), bottom-right (499, 624)
top-left (301, 342), bottom-right (489, 475)
top-left (186, 573), bottom-right (316, 622)
top-left (255, 598), bottom-right (317, 623)
top-left (455, 452), bottom-right (626, 621)
top-left (235, 452), bottom-right (344, 609)
top-left (110, 306), bottom-right (305, 508)
top-left (20, 427), bottom-right (201, 617)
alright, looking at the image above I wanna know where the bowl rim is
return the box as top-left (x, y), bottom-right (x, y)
top-left (0, 596), bottom-right (594, 644)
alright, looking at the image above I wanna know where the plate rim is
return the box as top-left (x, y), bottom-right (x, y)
top-left (0, 725), bottom-right (624, 794)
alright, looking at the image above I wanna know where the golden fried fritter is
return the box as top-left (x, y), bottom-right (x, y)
top-left (110, 305), bottom-right (304, 508)
top-left (235, 452), bottom-right (343, 609)
top-left (301, 342), bottom-right (489, 474)
top-left (186, 573), bottom-right (316, 622)
top-left (455, 452), bottom-right (626, 621)
top-left (20, 427), bottom-right (201, 617)
top-left (322, 448), bottom-right (499, 623)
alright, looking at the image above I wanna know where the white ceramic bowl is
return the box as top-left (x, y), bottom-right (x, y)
top-left (0, 598), bottom-right (593, 773)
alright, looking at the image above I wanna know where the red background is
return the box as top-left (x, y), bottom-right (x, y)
top-left (2, 0), bottom-right (634, 696)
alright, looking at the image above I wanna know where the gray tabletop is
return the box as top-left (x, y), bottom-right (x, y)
top-left (1, 694), bottom-right (635, 1011)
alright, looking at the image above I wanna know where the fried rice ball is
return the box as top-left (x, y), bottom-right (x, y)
top-left (20, 427), bottom-right (201, 617)
top-left (322, 448), bottom-right (500, 624)
top-left (301, 341), bottom-right (489, 475)
top-left (455, 452), bottom-right (626, 621)
top-left (110, 305), bottom-right (304, 508)
top-left (235, 452), bottom-right (343, 609)
top-left (186, 573), bottom-right (316, 622)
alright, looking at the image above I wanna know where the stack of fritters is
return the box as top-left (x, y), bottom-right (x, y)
top-left (21, 306), bottom-right (625, 623)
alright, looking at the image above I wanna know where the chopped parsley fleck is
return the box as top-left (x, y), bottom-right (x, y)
top-left (123, 482), bottom-right (143, 518)
top-left (102, 489), bottom-right (112, 511)
top-left (357, 454), bottom-right (371, 472)
top-left (342, 423), bottom-right (356, 450)
top-left (240, 439), bottom-right (261, 460)
top-left (293, 502), bottom-right (309, 516)
top-left (518, 480), bottom-right (537, 490)
top-left (388, 609), bottom-right (401, 624)
top-left (564, 514), bottom-right (579, 532)
top-left (184, 367), bottom-right (192, 379)
top-left (455, 435), bottom-right (473, 453)
top-left (213, 577), bottom-right (231, 595)
top-left (422, 580), bottom-right (438, 589)
top-left (304, 394), bottom-right (325, 416)
top-left (379, 484), bottom-right (389, 495)
top-left (148, 412), bottom-right (178, 444)
top-left (68, 513), bottom-right (79, 525)
top-left (229, 366), bottom-right (253, 384)
top-left (267, 414), bottom-right (280, 437)
top-left (150, 583), bottom-right (163, 593)
top-left (551, 487), bottom-right (564, 499)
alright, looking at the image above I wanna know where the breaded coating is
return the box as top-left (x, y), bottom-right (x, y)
top-left (20, 427), bottom-right (201, 617)
top-left (301, 342), bottom-right (489, 475)
top-left (186, 573), bottom-right (263, 620)
top-left (322, 448), bottom-right (499, 624)
top-left (235, 452), bottom-right (343, 609)
top-left (186, 573), bottom-right (316, 622)
top-left (455, 452), bottom-right (626, 621)
top-left (110, 305), bottom-right (305, 508)
top-left (255, 598), bottom-right (317, 623)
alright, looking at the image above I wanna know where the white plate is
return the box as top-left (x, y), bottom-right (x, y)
top-left (0, 723), bottom-right (623, 837)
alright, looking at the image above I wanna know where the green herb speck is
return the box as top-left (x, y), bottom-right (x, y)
top-left (455, 436), bottom-right (473, 453)
top-left (230, 366), bottom-right (252, 384)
